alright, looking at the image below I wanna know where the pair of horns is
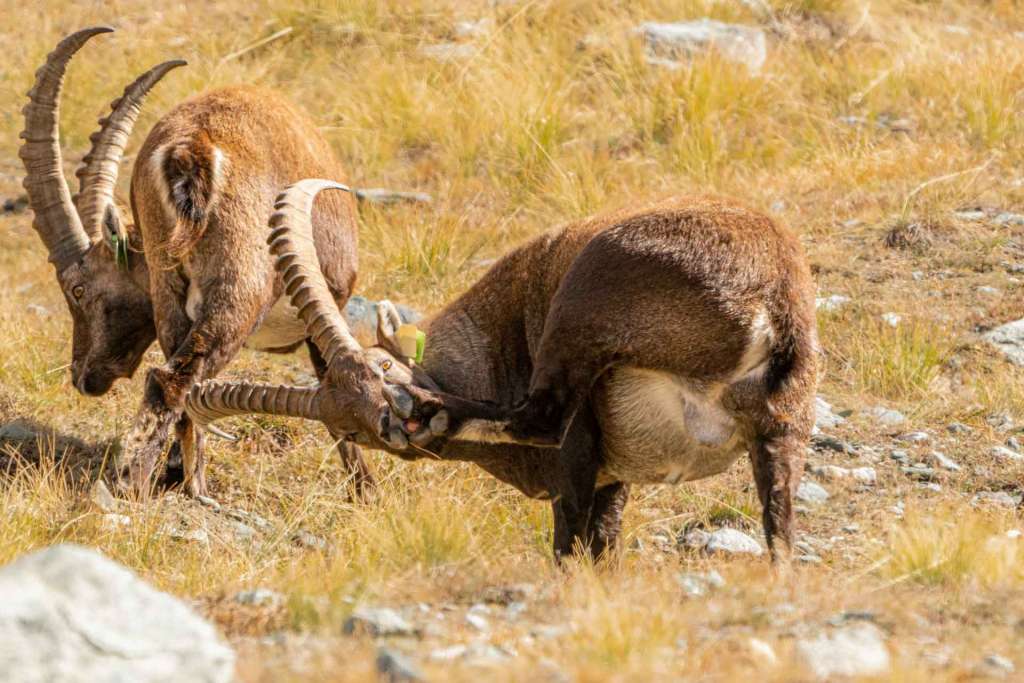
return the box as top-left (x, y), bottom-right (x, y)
top-left (186, 181), bottom-right (361, 427)
top-left (20, 27), bottom-right (185, 272)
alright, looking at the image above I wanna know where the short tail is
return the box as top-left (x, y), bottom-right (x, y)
top-left (763, 262), bottom-right (818, 427)
top-left (160, 132), bottom-right (222, 259)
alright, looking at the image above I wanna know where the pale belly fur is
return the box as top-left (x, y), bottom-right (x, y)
top-left (595, 367), bottom-right (754, 487)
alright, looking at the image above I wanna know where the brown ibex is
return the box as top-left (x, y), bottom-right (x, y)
top-left (187, 180), bottom-right (818, 563)
top-left (20, 28), bottom-right (441, 498)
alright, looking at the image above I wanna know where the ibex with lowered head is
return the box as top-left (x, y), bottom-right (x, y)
top-left (20, 28), bottom-right (441, 498)
top-left (188, 180), bottom-right (818, 563)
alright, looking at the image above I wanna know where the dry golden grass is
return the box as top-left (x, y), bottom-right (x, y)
top-left (1, 0), bottom-right (1023, 680)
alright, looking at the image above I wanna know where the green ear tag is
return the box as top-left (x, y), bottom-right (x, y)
top-left (414, 330), bottom-right (426, 364)
top-left (110, 233), bottom-right (129, 270)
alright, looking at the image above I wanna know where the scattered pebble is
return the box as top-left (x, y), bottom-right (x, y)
top-left (990, 446), bottom-right (1024, 462)
top-left (291, 530), bottom-right (327, 550)
top-left (796, 481), bottom-right (830, 504)
top-left (889, 449), bottom-right (910, 464)
top-left (984, 319), bottom-right (1024, 366)
top-left (796, 623), bottom-right (891, 680)
top-left (377, 647), bottom-right (423, 682)
top-left (812, 434), bottom-right (855, 454)
top-left (816, 295), bottom-right (851, 312)
top-left (234, 588), bottom-right (284, 608)
top-left (100, 513), bottom-right (131, 531)
top-left (947, 422), bottom-right (973, 434)
top-left (880, 312), bottom-right (901, 327)
top-left (814, 396), bottom-right (846, 430)
top-left (867, 406), bottom-right (906, 427)
top-left (88, 480), bottom-right (118, 513)
top-left (898, 431), bottom-right (930, 444)
top-left (481, 583), bottom-right (536, 605)
top-left (676, 570), bottom-right (726, 597)
top-left (343, 607), bottom-right (418, 638)
top-left (748, 637), bottom-right (778, 666)
top-left (901, 465), bottom-right (937, 482)
top-left (993, 212), bottom-right (1024, 227)
top-left (704, 528), bottom-right (764, 556)
top-left (928, 450), bottom-right (961, 472)
top-left (637, 19), bottom-right (767, 74)
top-left (972, 491), bottom-right (1023, 508)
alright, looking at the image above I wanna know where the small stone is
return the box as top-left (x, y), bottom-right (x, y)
top-left (901, 465), bottom-right (937, 482)
top-left (981, 654), bottom-right (1015, 676)
top-left (814, 396), bottom-right (846, 430)
top-left (162, 526), bottom-right (209, 544)
top-left (2, 195), bottom-right (28, 213)
top-left (1006, 436), bottom-right (1023, 452)
top-left (530, 624), bottom-right (570, 640)
top-left (919, 482), bottom-right (943, 493)
top-left (796, 623), bottom-right (891, 679)
top-left (0, 420), bottom-right (35, 442)
top-left (929, 450), bottom-right (961, 471)
top-left (376, 647), bottom-right (423, 682)
top-left (867, 406), bottom-right (906, 427)
top-left (796, 481), bottom-right (830, 504)
top-left (637, 19), bottom-right (767, 74)
top-left (88, 480), bottom-right (118, 513)
top-left (454, 18), bottom-right (493, 38)
top-left (947, 422), bottom-right (973, 434)
top-left (816, 295), bottom-right (851, 312)
top-left (465, 612), bottom-right (489, 632)
top-left (291, 529), bottom-right (327, 550)
top-left (232, 522), bottom-right (257, 542)
top-left (911, 270), bottom-right (925, 280)
top-left (990, 446), bottom-right (1024, 462)
top-left (234, 588), bottom-right (284, 608)
top-left (889, 449), bottom-right (910, 464)
top-left (704, 528), bottom-right (764, 556)
top-left (880, 312), bottom-right (902, 327)
top-left (842, 524), bottom-right (859, 533)
top-left (748, 637), bottom-right (778, 666)
top-left (993, 212), bottom-right (1024, 227)
top-left (343, 607), bottom-right (418, 638)
top-left (677, 570), bottom-right (726, 597)
top-left (26, 303), bottom-right (51, 317)
top-left (196, 495), bottom-right (221, 512)
top-left (955, 209), bottom-right (987, 221)
top-left (680, 529), bottom-right (711, 549)
top-left (812, 434), bottom-right (855, 454)
top-left (972, 491), bottom-right (1023, 508)
top-left (850, 467), bottom-right (877, 484)
top-left (977, 285), bottom-right (1002, 297)
top-left (1006, 529), bottom-right (1022, 539)
top-left (429, 644), bottom-right (467, 661)
top-left (898, 431), bottom-right (930, 444)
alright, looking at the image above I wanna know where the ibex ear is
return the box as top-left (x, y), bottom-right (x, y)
top-left (375, 300), bottom-right (406, 358)
top-left (100, 204), bottom-right (131, 269)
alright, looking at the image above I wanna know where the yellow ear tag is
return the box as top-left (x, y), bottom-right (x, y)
top-left (396, 324), bottom-right (426, 363)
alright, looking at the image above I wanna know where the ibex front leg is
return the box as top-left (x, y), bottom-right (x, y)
top-left (118, 272), bottom-right (258, 497)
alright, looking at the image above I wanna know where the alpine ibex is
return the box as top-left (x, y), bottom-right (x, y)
top-left (20, 28), bottom-right (440, 498)
top-left (188, 180), bottom-right (818, 563)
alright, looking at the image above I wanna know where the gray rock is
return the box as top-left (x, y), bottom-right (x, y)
top-left (850, 467), bottom-right (877, 484)
top-left (814, 396), bottom-right (845, 430)
top-left (991, 446), bottom-right (1024, 462)
top-left (816, 294), bottom-right (851, 312)
top-left (890, 449), bottom-right (910, 464)
top-left (972, 491), bottom-right (1023, 508)
top-left (947, 422), bottom-right (973, 434)
top-left (354, 188), bottom-right (433, 206)
top-left (796, 481), bottom-right (830, 504)
top-left (100, 513), bottom-right (132, 531)
top-left (637, 19), bottom-right (767, 73)
top-left (929, 450), bottom-right (961, 471)
top-left (901, 465), bottom-right (937, 482)
top-left (898, 431), bottom-right (930, 444)
top-left (89, 480), bottom-right (118, 513)
top-left (291, 529), bottom-right (327, 550)
top-left (465, 611), bottom-right (490, 632)
top-left (344, 296), bottom-right (421, 348)
top-left (676, 570), bottom-right (725, 597)
top-left (376, 647), bottom-right (423, 682)
top-left (955, 209), bottom-right (987, 221)
top-left (704, 528), bottom-right (764, 556)
top-left (163, 526), bottom-right (210, 544)
top-left (993, 212), bottom-right (1024, 227)
top-left (0, 420), bottom-right (35, 442)
top-left (429, 642), bottom-right (514, 664)
top-left (0, 544), bottom-right (233, 682)
top-left (454, 19), bottom-right (493, 38)
top-left (980, 654), bottom-right (1015, 676)
top-left (867, 406), bottom-right (906, 427)
top-left (796, 623), bottom-right (891, 679)
top-left (343, 607), bottom-right (418, 638)
top-left (26, 303), bottom-right (51, 317)
top-left (680, 529), bottom-right (711, 549)
top-left (232, 522), bottom-right (257, 542)
top-left (234, 588), bottom-right (283, 608)
top-left (812, 434), bottom-right (855, 454)
top-left (196, 495), bottom-right (221, 512)
top-left (880, 312), bottom-right (902, 327)
top-left (1007, 436), bottom-right (1023, 452)
top-left (978, 285), bottom-right (1002, 297)
top-left (984, 319), bottom-right (1024, 366)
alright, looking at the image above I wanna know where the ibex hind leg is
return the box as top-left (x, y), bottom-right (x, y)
top-left (550, 400), bottom-right (601, 562)
top-left (307, 339), bottom-right (377, 501)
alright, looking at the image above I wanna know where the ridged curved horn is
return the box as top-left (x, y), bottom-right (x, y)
top-left (75, 59), bottom-right (187, 239)
top-left (19, 26), bottom-right (112, 272)
top-left (268, 179), bottom-right (360, 366)
top-left (186, 381), bottom-right (322, 426)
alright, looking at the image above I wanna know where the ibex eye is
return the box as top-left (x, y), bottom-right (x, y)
top-left (381, 360), bottom-right (392, 371)
top-left (71, 285), bottom-right (85, 300)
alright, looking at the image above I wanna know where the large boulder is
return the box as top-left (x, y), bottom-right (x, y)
top-left (0, 544), bottom-right (234, 683)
